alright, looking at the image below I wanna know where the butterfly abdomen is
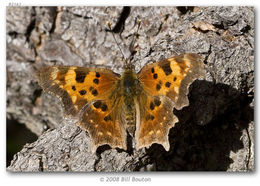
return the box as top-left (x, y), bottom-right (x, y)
top-left (123, 100), bottom-right (136, 137)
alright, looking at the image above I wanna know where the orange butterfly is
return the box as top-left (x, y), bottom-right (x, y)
top-left (37, 22), bottom-right (205, 153)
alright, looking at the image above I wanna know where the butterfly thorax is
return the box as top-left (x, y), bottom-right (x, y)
top-left (120, 69), bottom-right (141, 137)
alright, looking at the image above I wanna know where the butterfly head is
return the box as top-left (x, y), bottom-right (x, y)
top-left (123, 58), bottom-right (135, 70)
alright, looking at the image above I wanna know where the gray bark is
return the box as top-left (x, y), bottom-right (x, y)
top-left (7, 6), bottom-right (254, 171)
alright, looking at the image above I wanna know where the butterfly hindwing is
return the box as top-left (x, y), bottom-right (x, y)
top-left (78, 97), bottom-right (127, 152)
top-left (135, 94), bottom-right (178, 150)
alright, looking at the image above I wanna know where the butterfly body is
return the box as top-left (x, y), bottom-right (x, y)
top-left (120, 68), bottom-right (141, 137)
top-left (37, 53), bottom-right (205, 152)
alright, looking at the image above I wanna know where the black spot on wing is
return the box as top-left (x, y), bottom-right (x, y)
top-left (75, 68), bottom-right (88, 83)
top-left (104, 115), bottom-right (112, 122)
top-left (89, 86), bottom-right (94, 91)
top-left (92, 89), bottom-right (98, 96)
top-left (159, 61), bottom-right (172, 76)
top-left (154, 97), bottom-right (161, 106)
top-left (156, 84), bottom-right (161, 91)
top-left (96, 72), bottom-right (100, 78)
top-left (101, 104), bottom-right (108, 112)
top-left (93, 101), bottom-right (102, 108)
top-left (79, 89), bottom-right (86, 95)
top-left (165, 82), bottom-right (171, 87)
top-left (150, 102), bottom-right (155, 110)
top-left (93, 78), bottom-right (99, 84)
top-left (72, 86), bottom-right (76, 91)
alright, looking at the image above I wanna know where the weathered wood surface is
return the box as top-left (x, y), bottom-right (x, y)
top-left (6, 6), bottom-right (254, 171)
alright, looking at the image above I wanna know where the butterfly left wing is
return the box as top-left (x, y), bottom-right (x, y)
top-left (136, 54), bottom-right (205, 150)
top-left (37, 66), bottom-right (127, 152)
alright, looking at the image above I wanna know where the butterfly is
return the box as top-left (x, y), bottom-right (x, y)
top-left (37, 53), bottom-right (205, 153)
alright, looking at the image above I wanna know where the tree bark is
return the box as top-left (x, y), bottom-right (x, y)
top-left (7, 6), bottom-right (254, 171)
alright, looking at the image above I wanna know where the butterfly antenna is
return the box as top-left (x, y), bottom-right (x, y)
top-left (130, 19), bottom-right (141, 55)
top-left (107, 21), bottom-right (127, 63)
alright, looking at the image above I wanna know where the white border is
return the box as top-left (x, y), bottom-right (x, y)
top-left (1, 0), bottom-right (258, 186)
